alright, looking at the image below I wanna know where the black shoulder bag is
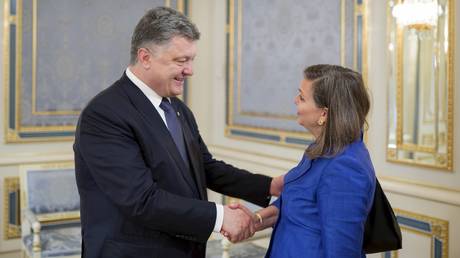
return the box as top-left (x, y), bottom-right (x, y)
top-left (363, 179), bottom-right (402, 254)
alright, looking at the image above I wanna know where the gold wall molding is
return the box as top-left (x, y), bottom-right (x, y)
top-left (225, 0), bottom-right (368, 147)
top-left (3, 177), bottom-right (20, 240)
top-left (383, 209), bottom-right (449, 258)
top-left (386, 0), bottom-right (454, 170)
top-left (0, 152), bottom-right (73, 167)
top-left (3, 0), bottom-right (189, 143)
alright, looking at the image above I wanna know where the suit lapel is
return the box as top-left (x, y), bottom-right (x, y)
top-left (172, 99), bottom-right (206, 200)
top-left (118, 74), bottom-right (198, 195)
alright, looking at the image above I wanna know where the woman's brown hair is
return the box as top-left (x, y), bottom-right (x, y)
top-left (304, 64), bottom-right (370, 159)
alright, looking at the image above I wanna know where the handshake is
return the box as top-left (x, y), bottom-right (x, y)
top-left (220, 174), bottom-right (284, 243)
top-left (220, 203), bottom-right (264, 243)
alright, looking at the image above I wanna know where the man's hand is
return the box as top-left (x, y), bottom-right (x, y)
top-left (228, 203), bottom-right (280, 232)
top-left (270, 174), bottom-right (285, 196)
top-left (221, 204), bottom-right (255, 243)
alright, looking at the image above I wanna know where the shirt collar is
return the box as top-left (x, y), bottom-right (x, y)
top-left (125, 67), bottom-right (164, 108)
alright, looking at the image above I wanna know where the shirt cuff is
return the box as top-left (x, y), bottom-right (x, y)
top-left (213, 203), bottom-right (224, 232)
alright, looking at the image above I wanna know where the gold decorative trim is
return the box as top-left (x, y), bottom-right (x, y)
top-left (387, 149), bottom-right (452, 170)
top-left (227, 0), bottom-right (235, 126)
top-left (393, 209), bottom-right (449, 258)
top-left (3, 0), bottom-right (77, 142)
top-left (397, 143), bottom-right (436, 154)
top-left (30, 0), bottom-right (75, 116)
top-left (387, 0), bottom-right (454, 170)
top-left (226, 0), bottom-right (367, 146)
top-left (3, 0), bottom-right (10, 144)
top-left (177, 0), bottom-right (185, 14)
top-left (24, 161), bottom-right (74, 170)
top-left (3, 177), bottom-right (21, 239)
top-left (225, 124), bottom-right (314, 149)
top-left (16, 0), bottom-right (22, 133)
top-left (237, 111), bottom-right (296, 121)
top-left (446, 0), bottom-right (454, 172)
top-left (233, 0), bottom-right (366, 120)
top-left (381, 251), bottom-right (399, 258)
top-left (4, 0), bottom-right (178, 142)
top-left (18, 125), bottom-right (76, 132)
top-left (36, 211), bottom-right (80, 224)
top-left (19, 161), bottom-right (76, 223)
top-left (228, 123), bottom-right (313, 138)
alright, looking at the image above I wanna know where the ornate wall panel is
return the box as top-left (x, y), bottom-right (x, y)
top-left (386, 0), bottom-right (454, 170)
top-left (226, 0), bottom-right (366, 147)
top-left (3, 177), bottom-right (20, 240)
top-left (3, 0), bottom-right (189, 142)
top-left (383, 209), bottom-right (449, 258)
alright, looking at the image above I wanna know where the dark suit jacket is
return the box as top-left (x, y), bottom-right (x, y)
top-left (74, 73), bottom-right (272, 258)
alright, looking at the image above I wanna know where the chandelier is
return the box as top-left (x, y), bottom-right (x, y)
top-left (392, 0), bottom-right (442, 30)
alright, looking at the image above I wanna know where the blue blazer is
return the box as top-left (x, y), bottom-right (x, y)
top-left (266, 139), bottom-right (376, 258)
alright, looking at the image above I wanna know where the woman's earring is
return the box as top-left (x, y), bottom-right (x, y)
top-left (317, 119), bottom-right (324, 126)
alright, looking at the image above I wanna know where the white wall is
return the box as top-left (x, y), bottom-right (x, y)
top-left (189, 1), bottom-right (460, 257)
top-left (0, 0), bottom-right (458, 257)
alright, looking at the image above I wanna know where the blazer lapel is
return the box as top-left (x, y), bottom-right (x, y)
top-left (284, 157), bottom-right (313, 184)
top-left (119, 74), bottom-right (198, 195)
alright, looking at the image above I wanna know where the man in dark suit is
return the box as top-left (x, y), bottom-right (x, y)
top-left (74, 6), bottom-right (283, 258)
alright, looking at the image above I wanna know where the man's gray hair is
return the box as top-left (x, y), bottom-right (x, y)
top-left (130, 6), bottom-right (200, 64)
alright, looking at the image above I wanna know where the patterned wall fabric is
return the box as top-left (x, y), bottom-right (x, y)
top-left (27, 168), bottom-right (79, 214)
top-left (5, 0), bottom-right (184, 141)
top-left (226, 0), bottom-right (364, 146)
top-left (22, 0), bottom-right (164, 124)
top-left (238, 0), bottom-right (341, 127)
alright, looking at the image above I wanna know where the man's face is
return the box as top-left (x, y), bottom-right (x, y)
top-left (145, 36), bottom-right (197, 97)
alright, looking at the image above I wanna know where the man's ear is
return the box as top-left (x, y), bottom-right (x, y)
top-left (137, 48), bottom-right (151, 69)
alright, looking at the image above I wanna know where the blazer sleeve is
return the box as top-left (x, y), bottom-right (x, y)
top-left (182, 104), bottom-right (272, 207)
top-left (76, 102), bottom-right (215, 243)
top-left (317, 154), bottom-right (374, 258)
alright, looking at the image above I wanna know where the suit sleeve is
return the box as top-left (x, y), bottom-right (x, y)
top-left (76, 102), bottom-right (215, 243)
top-left (183, 106), bottom-right (272, 207)
top-left (317, 155), bottom-right (373, 258)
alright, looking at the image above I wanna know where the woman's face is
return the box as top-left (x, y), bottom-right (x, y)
top-left (294, 79), bottom-right (327, 138)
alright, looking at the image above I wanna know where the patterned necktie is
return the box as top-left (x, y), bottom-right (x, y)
top-left (159, 98), bottom-right (189, 164)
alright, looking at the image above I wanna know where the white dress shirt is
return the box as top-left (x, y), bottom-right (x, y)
top-left (125, 67), bottom-right (224, 233)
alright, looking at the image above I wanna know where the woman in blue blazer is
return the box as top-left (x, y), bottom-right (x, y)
top-left (252, 64), bottom-right (376, 258)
